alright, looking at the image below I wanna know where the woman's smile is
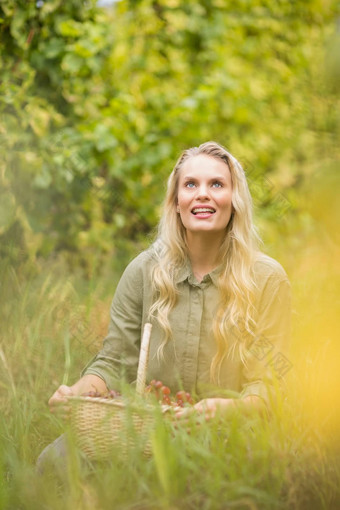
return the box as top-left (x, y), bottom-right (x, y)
top-left (177, 154), bottom-right (233, 234)
top-left (191, 206), bottom-right (216, 218)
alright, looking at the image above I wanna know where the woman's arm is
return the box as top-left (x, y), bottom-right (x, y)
top-left (48, 255), bottom-right (148, 418)
top-left (81, 254), bottom-right (145, 390)
top-left (240, 273), bottom-right (291, 405)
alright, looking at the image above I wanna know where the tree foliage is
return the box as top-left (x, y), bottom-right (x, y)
top-left (0, 0), bottom-right (338, 275)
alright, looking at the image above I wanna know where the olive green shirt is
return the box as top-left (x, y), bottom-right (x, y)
top-left (82, 248), bottom-right (291, 405)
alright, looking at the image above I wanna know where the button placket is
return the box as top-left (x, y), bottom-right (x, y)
top-left (182, 285), bottom-right (203, 391)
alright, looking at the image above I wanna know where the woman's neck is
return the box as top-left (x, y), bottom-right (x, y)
top-left (186, 231), bottom-right (224, 281)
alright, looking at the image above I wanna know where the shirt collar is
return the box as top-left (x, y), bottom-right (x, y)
top-left (174, 261), bottom-right (223, 286)
top-left (209, 264), bottom-right (223, 286)
top-left (175, 261), bottom-right (191, 284)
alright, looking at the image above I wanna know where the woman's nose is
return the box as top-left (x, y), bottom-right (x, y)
top-left (196, 184), bottom-right (210, 199)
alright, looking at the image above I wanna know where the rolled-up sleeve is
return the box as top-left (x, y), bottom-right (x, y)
top-left (240, 273), bottom-right (292, 406)
top-left (81, 256), bottom-right (144, 390)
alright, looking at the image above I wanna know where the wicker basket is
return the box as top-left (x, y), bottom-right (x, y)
top-left (67, 323), bottom-right (172, 460)
top-left (68, 395), bottom-right (168, 459)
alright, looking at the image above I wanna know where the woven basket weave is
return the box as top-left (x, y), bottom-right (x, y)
top-left (67, 323), bottom-right (167, 459)
top-left (68, 395), bottom-right (164, 459)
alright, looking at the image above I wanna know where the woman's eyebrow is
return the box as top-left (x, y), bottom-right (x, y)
top-left (209, 175), bottom-right (228, 181)
top-left (183, 175), bottom-right (228, 181)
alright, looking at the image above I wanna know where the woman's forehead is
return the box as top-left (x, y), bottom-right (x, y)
top-left (179, 154), bottom-right (231, 178)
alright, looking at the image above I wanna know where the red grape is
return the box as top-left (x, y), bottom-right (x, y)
top-left (175, 390), bottom-right (193, 405)
top-left (161, 385), bottom-right (171, 395)
top-left (162, 395), bottom-right (171, 405)
top-left (81, 390), bottom-right (101, 398)
top-left (108, 389), bottom-right (120, 399)
top-left (145, 380), bottom-right (193, 407)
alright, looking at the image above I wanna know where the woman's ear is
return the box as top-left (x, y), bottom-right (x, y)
top-left (176, 204), bottom-right (180, 213)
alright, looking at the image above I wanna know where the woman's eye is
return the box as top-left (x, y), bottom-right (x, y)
top-left (212, 182), bottom-right (222, 188)
top-left (185, 182), bottom-right (196, 188)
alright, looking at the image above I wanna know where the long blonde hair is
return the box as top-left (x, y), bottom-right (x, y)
top-left (149, 141), bottom-right (261, 384)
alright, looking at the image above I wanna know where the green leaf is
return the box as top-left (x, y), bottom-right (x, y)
top-left (57, 19), bottom-right (83, 38)
top-left (9, 9), bottom-right (27, 48)
top-left (61, 53), bottom-right (83, 73)
top-left (25, 103), bottom-right (51, 137)
top-left (43, 38), bottom-right (65, 59)
top-left (93, 125), bottom-right (118, 152)
top-left (34, 167), bottom-right (52, 189)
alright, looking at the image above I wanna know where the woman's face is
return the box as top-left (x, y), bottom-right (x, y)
top-left (176, 154), bottom-right (233, 236)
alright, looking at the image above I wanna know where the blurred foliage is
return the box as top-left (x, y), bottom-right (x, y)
top-left (0, 0), bottom-right (339, 276)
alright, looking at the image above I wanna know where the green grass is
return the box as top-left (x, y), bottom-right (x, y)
top-left (0, 243), bottom-right (339, 510)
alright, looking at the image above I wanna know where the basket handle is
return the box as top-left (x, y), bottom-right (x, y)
top-left (136, 322), bottom-right (152, 395)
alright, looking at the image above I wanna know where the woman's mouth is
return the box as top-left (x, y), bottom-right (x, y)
top-left (191, 207), bottom-right (216, 217)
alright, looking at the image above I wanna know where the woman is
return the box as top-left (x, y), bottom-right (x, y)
top-left (38, 141), bottom-right (291, 470)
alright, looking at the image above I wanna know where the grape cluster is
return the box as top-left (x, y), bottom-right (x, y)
top-left (81, 389), bottom-right (121, 399)
top-left (175, 390), bottom-right (194, 407)
top-left (80, 382), bottom-right (193, 408)
top-left (145, 380), bottom-right (194, 407)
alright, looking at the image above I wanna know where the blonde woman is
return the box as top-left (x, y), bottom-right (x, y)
top-left (38, 141), bottom-right (291, 470)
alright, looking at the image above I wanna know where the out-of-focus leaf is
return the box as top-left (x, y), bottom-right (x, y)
top-left (61, 53), bottom-right (83, 73)
top-left (34, 167), bottom-right (52, 189)
top-left (57, 19), bottom-right (83, 38)
top-left (92, 125), bottom-right (118, 152)
top-left (25, 103), bottom-right (51, 137)
top-left (43, 38), bottom-right (65, 58)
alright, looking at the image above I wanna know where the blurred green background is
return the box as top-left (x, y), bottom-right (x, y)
top-left (1, 0), bottom-right (338, 278)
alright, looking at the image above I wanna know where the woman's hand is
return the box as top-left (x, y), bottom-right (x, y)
top-left (175, 397), bottom-right (237, 422)
top-left (175, 395), bottom-right (265, 422)
top-left (48, 384), bottom-right (74, 421)
top-left (48, 374), bottom-right (108, 421)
